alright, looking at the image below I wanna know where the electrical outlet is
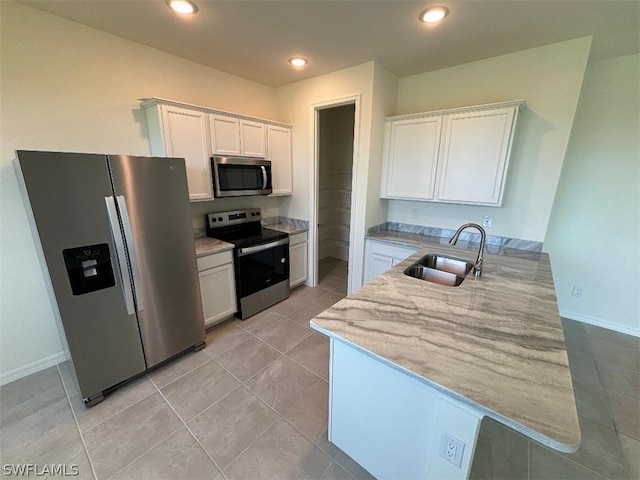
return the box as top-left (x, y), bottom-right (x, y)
top-left (483, 215), bottom-right (492, 228)
top-left (439, 432), bottom-right (465, 468)
top-left (410, 208), bottom-right (419, 219)
top-left (571, 286), bottom-right (583, 298)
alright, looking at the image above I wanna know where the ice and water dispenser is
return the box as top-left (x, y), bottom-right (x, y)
top-left (62, 244), bottom-right (116, 295)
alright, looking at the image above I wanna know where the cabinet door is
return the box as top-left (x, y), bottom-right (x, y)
top-left (198, 262), bottom-right (237, 328)
top-left (290, 238), bottom-right (308, 288)
top-left (210, 114), bottom-right (241, 155)
top-left (382, 116), bottom-right (442, 200)
top-left (160, 106), bottom-right (212, 200)
top-left (437, 107), bottom-right (517, 206)
top-left (240, 120), bottom-right (267, 157)
top-left (267, 125), bottom-right (293, 195)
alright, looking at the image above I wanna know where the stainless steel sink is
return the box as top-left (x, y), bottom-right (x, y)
top-left (403, 254), bottom-right (474, 287)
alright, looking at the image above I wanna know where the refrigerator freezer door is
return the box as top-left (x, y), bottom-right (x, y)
top-left (108, 155), bottom-right (205, 368)
top-left (15, 151), bottom-right (147, 400)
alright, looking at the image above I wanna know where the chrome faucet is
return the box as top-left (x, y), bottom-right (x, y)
top-left (449, 223), bottom-right (487, 278)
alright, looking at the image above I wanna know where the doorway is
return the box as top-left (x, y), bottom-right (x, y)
top-left (313, 102), bottom-right (356, 290)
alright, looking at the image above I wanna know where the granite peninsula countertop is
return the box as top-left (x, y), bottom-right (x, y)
top-left (310, 242), bottom-right (581, 453)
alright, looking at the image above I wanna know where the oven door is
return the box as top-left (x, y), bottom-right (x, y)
top-left (235, 237), bottom-right (290, 318)
top-left (212, 156), bottom-right (272, 197)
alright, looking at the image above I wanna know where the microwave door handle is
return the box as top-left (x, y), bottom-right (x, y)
top-left (238, 237), bottom-right (290, 257)
top-left (116, 195), bottom-right (144, 313)
top-left (105, 196), bottom-right (135, 315)
top-left (261, 165), bottom-right (267, 190)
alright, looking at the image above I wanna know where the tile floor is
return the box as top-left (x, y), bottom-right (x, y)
top-left (1, 257), bottom-right (638, 480)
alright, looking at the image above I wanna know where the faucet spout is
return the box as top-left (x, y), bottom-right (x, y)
top-left (449, 223), bottom-right (487, 278)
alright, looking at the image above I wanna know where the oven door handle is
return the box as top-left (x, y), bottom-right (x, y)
top-left (261, 165), bottom-right (268, 190)
top-left (238, 237), bottom-right (290, 257)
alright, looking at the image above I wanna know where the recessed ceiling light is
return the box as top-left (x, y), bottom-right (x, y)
top-left (289, 57), bottom-right (308, 67)
top-left (419, 6), bottom-right (449, 23)
top-left (166, 0), bottom-right (198, 14)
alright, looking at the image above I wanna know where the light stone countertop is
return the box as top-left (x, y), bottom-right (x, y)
top-left (194, 237), bottom-right (234, 257)
top-left (310, 242), bottom-right (581, 453)
top-left (263, 222), bottom-right (308, 235)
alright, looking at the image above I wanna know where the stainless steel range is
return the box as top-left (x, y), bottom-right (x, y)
top-left (206, 209), bottom-right (290, 319)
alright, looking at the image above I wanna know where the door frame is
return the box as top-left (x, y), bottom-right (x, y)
top-left (309, 94), bottom-right (361, 288)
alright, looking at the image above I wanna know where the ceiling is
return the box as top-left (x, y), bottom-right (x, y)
top-left (21, 0), bottom-right (640, 87)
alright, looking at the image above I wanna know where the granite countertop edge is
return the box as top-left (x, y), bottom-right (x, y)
top-left (194, 237), bottom-right (234, 257)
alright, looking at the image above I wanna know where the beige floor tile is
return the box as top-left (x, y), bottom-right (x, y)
top-left (83, 392), bottom-right (182, 479)
top-left (287, 333), bottom-right (330, 378)
top-left (590, 339), bottom-right (640, 372)
top-left (0, 396), bottom-right (81, 465)
top-left (161, 361), bottom-right (239, 422)
top-left (558, 416), bottom-right (631, 479)
top-left (562, 318), bottom-right (593, 358)
top-left (572, 380), bottom-right (615, 429)
top-left (70, 374), bottom-right (157, 433)
top-left (244, 356), bottom-right (320, 414)
top-left (188, 386), bottom-right (279, 470)
top-left (287, 303), bottom-right (329, 326)
top-left (320, 461), bottom-right (355, 480)
top-left (291, 284), bottom-right (332, 301)
top-left (0, 366), bottom-right (66, 427)
top-left (253, 316), bottom-right (313, 353)
top-left (469, 417), bottom-right (529, 480)
top-left (596, 360), bottom-right (640, 399)
top-left (318, 274), bottom-right (347, 291)
top-left (333, 449), bottom-right (375, 480)
top-left (111, 427), bottom-right (219, 480)
top-left (566, 350), bottom-right (603, 390)
top-left (204, 320), bottom-right (252, 357)
top-left (224, 419), bottom-right (331, 480)
top-left (606, 390), bottom-right (640, 440)
top-left (236, 309), bottom-right (286, 334)
top-left (58, 360), bottom-right (81, 398)
top-left (214, 337), bottom-right (281, 381)
top-left (530, 442), bottom-right (604, 480)
top-left (618, 433), bottom-right (640, 479)
top-left (583, 324), bottom-right (640, 351)
top-left (282, 379), bottom-right (337, 457)
top-left (270, 295), bottom-right (310, 316)
top-left (314, 291), bottom-right (346, 308)
top-left (149, 350), bottom-right (211, 389)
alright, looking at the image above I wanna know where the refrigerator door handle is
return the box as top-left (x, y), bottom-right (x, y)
top-left (116, 195), bottom-right (145, 313)
top-left (105, 196), bottom-right (135, 315)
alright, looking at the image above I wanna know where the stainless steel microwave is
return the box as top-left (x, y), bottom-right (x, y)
top-left (211, 156), bottom-right (272, 197)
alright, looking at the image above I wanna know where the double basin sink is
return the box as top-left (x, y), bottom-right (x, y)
top-left (404, 254), bottom-right (474, 287)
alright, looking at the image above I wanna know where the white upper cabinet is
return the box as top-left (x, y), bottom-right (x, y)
top-left (239, 120), bottom-right (267, 157)
top-left (381, 100), bottom-right (525, 207)
top-left (142, 98), bottom-right (292, 201)
top-left (210, 114), bottom-right (241, 155)
top-left (210, 115), bottom-right (266, 158)
top-left (381, 116), bottom-right (442, 200)
top-left (267, 125), bottom-right (293, 195)
top-left (142, 101), bottom-right (213, 201)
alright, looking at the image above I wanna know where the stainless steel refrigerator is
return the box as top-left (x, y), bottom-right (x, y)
top-left (15, 150), bottom-right (205, 406)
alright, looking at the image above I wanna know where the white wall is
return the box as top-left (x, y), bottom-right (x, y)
top-left (389, 37), bottom-right (592, 242)
top-left (275, 61), bottom-right (398, 292)
top-left (544, 54), bottom-right (640, 336)
top-left (0, 2), bottom-right (280, 382)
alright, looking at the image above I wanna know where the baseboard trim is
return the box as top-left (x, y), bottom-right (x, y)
top-left (560, 310), bottom-right (640, 338)
top-left (0, 351), bottom-right (68, 386)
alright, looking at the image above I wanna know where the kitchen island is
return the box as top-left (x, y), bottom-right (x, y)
top-left (310, 242), bottom-right (580, 479)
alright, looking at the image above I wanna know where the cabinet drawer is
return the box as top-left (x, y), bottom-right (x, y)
top-left (197, 250), bottom-right (233, 272)
top-left (369, 241), bottom-right (419, 260)
top-left (290, 231), bottom-right (308, 246)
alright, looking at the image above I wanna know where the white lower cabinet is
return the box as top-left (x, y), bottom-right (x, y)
top-left (197, 250), bottom-right (237, 328)
top-left (363, 240), bottom-right (419, 284)
top-left (289, 232), bottom-right (308, 288)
